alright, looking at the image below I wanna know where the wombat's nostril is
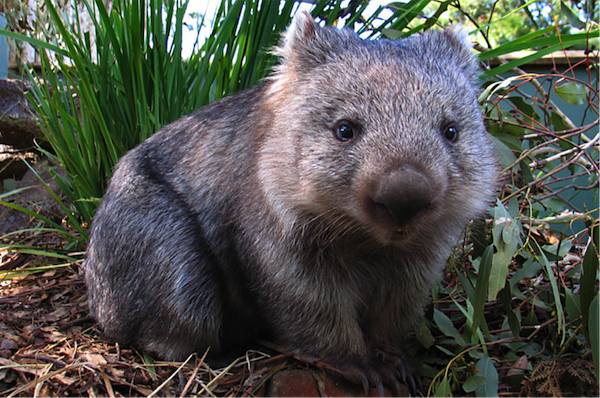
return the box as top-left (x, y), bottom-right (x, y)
top-left (371, 167), bottom-right (435, 226)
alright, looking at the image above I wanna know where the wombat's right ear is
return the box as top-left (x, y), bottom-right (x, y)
top-left (280, 11), bottom-right (317, 57)
top-left (269, 12), bottom-right (347, 95)
top-left (275, 11), bottom-right (329, 69)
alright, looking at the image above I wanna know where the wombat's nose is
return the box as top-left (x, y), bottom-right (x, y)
top-left (371, 166), bottom-right (434, 226)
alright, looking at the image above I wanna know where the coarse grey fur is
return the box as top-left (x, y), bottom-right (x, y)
top-left (84, 12), bottom-right (498, 393)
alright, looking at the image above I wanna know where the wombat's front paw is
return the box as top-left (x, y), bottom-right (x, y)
top-left (332, 349), bottom-right (421, 396)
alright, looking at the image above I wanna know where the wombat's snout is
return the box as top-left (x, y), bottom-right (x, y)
top-left (370, 166), bottom-right (435, 229)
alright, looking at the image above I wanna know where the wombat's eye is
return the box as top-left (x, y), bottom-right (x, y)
top-left (443, 124), bottom-right (459, 143)
top-left (334, 120), bottom-right (358, 142)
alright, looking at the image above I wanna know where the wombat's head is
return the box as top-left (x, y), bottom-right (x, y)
top-left (260, 12), bottom-right (498, 247)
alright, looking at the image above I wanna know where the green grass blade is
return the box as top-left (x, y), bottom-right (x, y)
top-left (589, 296), bottom-right (599, 384)
top-left (580, 225), bottom-right (599, 343)
top-left (0, 28), bottom-right (67, 56)
top-left (472, 245), bottom-right (494, 333)
top-left (533, 239), bottom-right (567, 345)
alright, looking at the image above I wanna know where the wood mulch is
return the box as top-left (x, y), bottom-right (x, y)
top-left (0, 236), bottom-right (300, 397)
top-left (2, 228), bottom-right (597, 397)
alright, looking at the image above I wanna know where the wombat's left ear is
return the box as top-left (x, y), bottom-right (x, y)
top-left (444, 24), bottom-right (479, 81)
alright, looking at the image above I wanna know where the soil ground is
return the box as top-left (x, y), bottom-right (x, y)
top-left (0, 236), bottom-right (401, 397)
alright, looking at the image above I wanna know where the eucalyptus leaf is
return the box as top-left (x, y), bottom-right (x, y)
top-left (433, 375), bottom-right (452, 397)
top-left (463, 375), bottom-right (487, 393)
top-left (414, 316), bottom-right (435, 348)
top-left (534, 240), bottom-right (566, 344)
top-left (581, 235), bottom-right (599, 343)
top-left (474, 357), bottom-right (499, 397)
top-left (564, 287), bottom-right (582, 326)
top-left (489, 135), bottom-right (518, 169)
top-left (519, 159), bottom-right (534, 186)
top-left (559, 0), bottom-right (586, 29)
top-left (472, 245), bottom-right (494, 334)
top-left (499, 282), bottom-right (521, 338)
top-left (589, 296), bottom-right (599, 384)
top-left (555, 82), bottom-right (590, 105)
top-left (434, 309), bottom-right (466, 347)
top-left (490, 200), bottom-right (521, 300)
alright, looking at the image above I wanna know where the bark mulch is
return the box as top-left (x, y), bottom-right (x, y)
top-left (0, 246), bottom-right (304, 397)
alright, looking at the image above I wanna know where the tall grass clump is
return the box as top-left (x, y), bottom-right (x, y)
top-left (1, 0), bottom-right (297, 229)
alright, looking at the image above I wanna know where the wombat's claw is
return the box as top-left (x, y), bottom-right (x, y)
top-left (363, 372), bottom-right (385, 398)
top-left (360, 376), bottom-right (369, 396)
top-left (331, 361), bottom-right (385, 396)
top-left (373, 374), bottom-right (385, 397)
top-left (374, 347), bottom-right (421, 395)
top-left (408, 375), bottom-right (420, 396)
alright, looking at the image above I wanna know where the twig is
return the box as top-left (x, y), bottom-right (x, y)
top-left (59, 316), bottom-right (93, 331)
top-left (529, 132), bottom-right (599, 169)
top-left (523, 210), bottom-right (596, 226)
top-left (7, 363), bottom-right (79, 398)
top-left (99, 369), bottom-right (115, 398)
top-left (180, 350), bottom-right (209, 397)
top-left (147, 354), bottom-right (194, 398)
top-left (535, 182), bottom-right (599, 202)
top-left (17, 353), bottom-right (67, 369)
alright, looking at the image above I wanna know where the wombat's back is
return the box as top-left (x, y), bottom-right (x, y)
top-left (85, 84), bottom-right (273, 361)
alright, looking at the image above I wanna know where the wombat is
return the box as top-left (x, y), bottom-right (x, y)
top-left (84, 11), bottom-right (497, 394)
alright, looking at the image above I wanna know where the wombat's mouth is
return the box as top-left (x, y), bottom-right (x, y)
top-left (369, 200), bottom-right (431, 241)
top-left (371, 200), bottom-right (430, 226)
top-left (392, 226), bottom-right (411, 240)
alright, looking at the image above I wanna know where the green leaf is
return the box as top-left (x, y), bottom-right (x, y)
top-left (474, 357), bottom-right (499, 397)
top-left (533, 239), bottom-right (566, 344)
top-left (555, 82), bottom-right (590, 105)
top-left (0, 28), bottom-right (67, 56)
top-left (581, 233), bottom-right (599, 342)
top-left (463, 375), bottom-right (487, 393)
top-left (559, 0), bottom-right (586, 29)
top-left (589, 296), bottom-right (599, 385)
top-left (472, 245), bottom-right (494, 333)
top-left (490, 200), bottom-right (521, 300)
top-left (433, 374), bottom-right (452, 397)
top-left (506, 96), bottom-right (540, 131)
top-left (519, 160), bottom-right (534, 186)
top-left (488, 135), bottom-right (518, 170)
top-left (414, 316), bottom-right (435, 348)
top-left (480, 31), bottom-right (596, 79)
top-left (499, 282), bottom-right (521, 338)
top-left (0, 264), bottom-right (73, 280)
top-left (434, 309), bottom-right (467, 347)
top-left (564, 287), bottom-right (581, 326)
top-left (435, 345), bottom-right (456, 357)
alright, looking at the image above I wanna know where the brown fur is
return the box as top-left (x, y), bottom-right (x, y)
top-left (84, 12), bottom-right (498, 394)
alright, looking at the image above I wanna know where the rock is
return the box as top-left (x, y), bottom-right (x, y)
top-left (0, 144), bottom-right (36, 181)
top-left (0, 79), bottom-right (42, 149)
top-left (0, 158), bottom-right (65, 235)
top-left (0, 78), bottom-right (47, 181)
top-left (264, 368), bottom-right (408, 397)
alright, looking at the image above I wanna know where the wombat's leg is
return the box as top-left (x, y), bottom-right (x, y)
top-left (86, 158), bottom-right (226, 361)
